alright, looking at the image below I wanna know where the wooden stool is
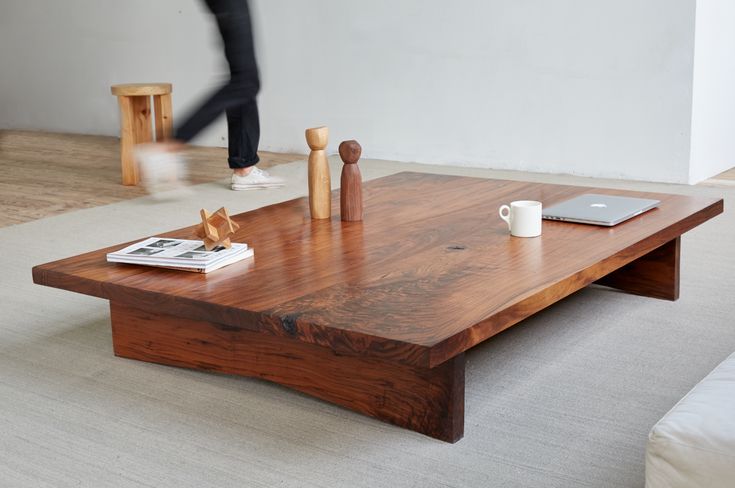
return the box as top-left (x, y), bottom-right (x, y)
top-left (111, 83), bottom-right (173, 185)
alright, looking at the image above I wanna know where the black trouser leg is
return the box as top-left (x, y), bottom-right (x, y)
top-left (226, 97), bottom-right (260, 169)
top-left (174, 0), bottom-right (260, 169)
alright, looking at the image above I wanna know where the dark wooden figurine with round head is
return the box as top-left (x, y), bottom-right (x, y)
top-left (339, 140), bottom-right (362, 165)
top-left (339, 140), bottom-right (364, 221)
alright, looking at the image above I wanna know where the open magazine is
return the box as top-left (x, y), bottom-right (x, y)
top-left (106, 237), bottom-right (253, 273)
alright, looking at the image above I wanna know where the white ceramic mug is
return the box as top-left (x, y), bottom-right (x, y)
top-left (499, 200), bottom-right (542, 237)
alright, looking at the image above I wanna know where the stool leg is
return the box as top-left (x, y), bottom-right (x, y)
top-left (153, 93), bottom-right (173, 142)
top-left (117, 95), bottom-right (152, 185)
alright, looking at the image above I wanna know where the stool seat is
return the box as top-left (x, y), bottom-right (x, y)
top-left (111, 83), bottom-right (172, 97)
top-left (111, 82), bottom-right (174, 185)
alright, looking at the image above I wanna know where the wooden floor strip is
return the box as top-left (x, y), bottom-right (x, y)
top-left (0, 130), bottom-right (304, 228)
top-left (711, 168), bottom-right (735, 181)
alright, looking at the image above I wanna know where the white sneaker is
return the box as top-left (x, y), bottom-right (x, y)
top-left (135, 144), bottom-right (188, 196)
top-left (231, 167), bottom-right (285, 190)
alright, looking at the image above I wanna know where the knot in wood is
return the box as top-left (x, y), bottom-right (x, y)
top-left (281, 315), bottom-right (299, 335)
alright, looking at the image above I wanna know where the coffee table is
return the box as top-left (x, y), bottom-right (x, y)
top-left (32, 173), bottom-right (723, 443)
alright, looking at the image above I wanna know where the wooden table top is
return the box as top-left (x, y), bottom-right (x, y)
top-left (33, 172), bottom-right (723, 368)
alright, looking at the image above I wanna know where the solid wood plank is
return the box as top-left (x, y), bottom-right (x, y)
top-left (110, 302), bottom-right (465, 442)
top-left (117, 94), bottom-right (153, 185)
top-left (595, 237), bottom-right (680, 300)
top-left (31, 172), bottom-right (724, 441)
top-left (131, 96), bottom-right (153, 146)
top-left (117, 96), bottom-right (140, 185)
top-left (111, 83), bottom-right (172, 97)
top-left (153, 93), bottom-right (173, 141)
top-left (33, 174), bottom-right (724, 369)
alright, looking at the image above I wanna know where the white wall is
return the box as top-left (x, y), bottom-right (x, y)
top-left (1, 0), bottom-right (699, 183)
top-left (0, 1), bottom-right (226, 142)
top-left (689, 0), bottom-right (735, 183)
top-left (258, 0), bottom-right (697, 183)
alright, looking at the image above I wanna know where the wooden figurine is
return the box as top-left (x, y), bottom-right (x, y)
top-left (195, 207), bottom-right (240, 250)
top-left (305, 126), bottom-right (331, 220)
top-left (339, 140), bottom-right (363, 222)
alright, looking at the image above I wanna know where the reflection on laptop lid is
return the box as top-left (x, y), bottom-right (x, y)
top-left (542, 194), bottom-right (660, 227)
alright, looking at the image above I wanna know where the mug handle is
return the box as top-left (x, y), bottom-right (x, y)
top-left (499, 205), bottom-right (511, 230)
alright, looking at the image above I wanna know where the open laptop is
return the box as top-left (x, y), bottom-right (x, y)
top-left (542, 194), bottom-right (660, 226)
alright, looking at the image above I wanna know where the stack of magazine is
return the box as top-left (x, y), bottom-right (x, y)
top-left (106, 237), bottom-right (253, 273)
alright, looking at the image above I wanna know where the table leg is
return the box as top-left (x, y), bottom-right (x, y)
top-left (110, 302), bottom-right (465, 443)
top-left (153, 93), bottom-right (173, 141)
top-left (596, 237), bottom-right (680, 301)
top-left (117, 95), bottom-right (152, 185)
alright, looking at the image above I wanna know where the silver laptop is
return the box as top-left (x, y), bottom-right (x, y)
top-left (542, 194), bottom-right (660, 226)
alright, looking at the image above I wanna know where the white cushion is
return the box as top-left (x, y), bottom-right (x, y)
top-left (646, 352), bottom-right (735, 488)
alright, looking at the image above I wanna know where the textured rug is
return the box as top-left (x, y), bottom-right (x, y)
top-left (1, 159), bottom-right (732, 488)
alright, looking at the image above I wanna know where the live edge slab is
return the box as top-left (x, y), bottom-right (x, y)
top-left (32, 173), bottom-right (723, 443)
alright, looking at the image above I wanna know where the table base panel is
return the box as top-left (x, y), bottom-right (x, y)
top-left (596, 237), bottom-right (680, 301)
top-left (110, 302), bottom-right (465, 443)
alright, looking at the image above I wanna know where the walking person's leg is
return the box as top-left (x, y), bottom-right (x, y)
top-left (210, 0), bottom-right (282, 189)
top-left (136, 0), bottom-right (282, 192)
top-left (175, 0), bottom-right (260, 161)
top-left (216, 0), bottom-right (261, 174)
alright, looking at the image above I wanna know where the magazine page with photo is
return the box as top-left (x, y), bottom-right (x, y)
top-left (106, 237), bottom-right (251, 272)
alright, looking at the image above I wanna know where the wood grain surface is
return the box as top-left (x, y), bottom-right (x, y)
top-left (33, 172), bottom-right (724, 370)
top-left (596, 237), bottom-right (680, 300)
top-left (117, 95), bottom-right (152, 185)
top-left (153, 93), bottom-right (174, 141)
top-left (306, 127), bottom-right (331, 220)
top-left (111, 302), bottom-right (465, 442)
top-left (111, 83), bottom-right (172, 96)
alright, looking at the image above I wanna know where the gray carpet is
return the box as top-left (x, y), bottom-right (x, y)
top-left (1, 159), bottom-right (733, 488)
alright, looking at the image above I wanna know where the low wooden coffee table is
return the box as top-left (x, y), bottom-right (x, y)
top-left (33, 173), bottom-right (723, 442)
